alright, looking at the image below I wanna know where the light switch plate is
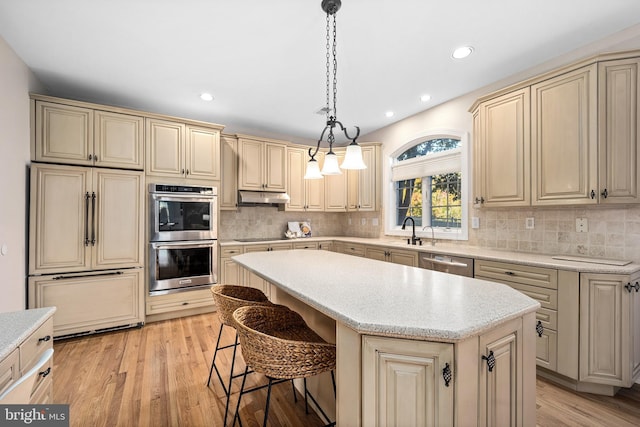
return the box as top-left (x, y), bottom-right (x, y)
top-left (471, 217), bottom-right (480, 229)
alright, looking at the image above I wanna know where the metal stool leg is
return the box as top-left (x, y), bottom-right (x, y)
top-left (223, 332), bottom-right (240, 426)
top-left (263, 378), bottom-right (274, 427)
top-left (207, 323), bottom-right (225, 387)
top-left (233, 366), bottom-right (250, 427)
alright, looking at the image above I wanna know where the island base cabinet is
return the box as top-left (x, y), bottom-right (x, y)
top-left (28, 269), bottom-right (144, 338)
top-left (362, 336), bottom-right (454, 427)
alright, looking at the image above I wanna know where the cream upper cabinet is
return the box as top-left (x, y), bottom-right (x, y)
top-left (347, 144), bottom-right (380, 211)
top-left (220, 135), bottom-right (238, 210)
top-left (238, 136), bottom-right (287, 192)
top-left (33, 100), bottom-right (144, 170)
top-left (473, 88), bottom-right (530, 207)
top-left (324, 151), bottom-right (348, 211)
top-left (531, 64), bottom-right (598, 205)
top-left (598, 58), bottom-right (640, 204)
top-left (29, 163), bottom-right (144, 275)
top-left (286, 147), bottom-right (324, 212)
top-left (579, 272), bottom-right (640, 388)
top-left (146, 118), bottom-right (221, 181)
top-left (362, 335), bottom-right (454, 427)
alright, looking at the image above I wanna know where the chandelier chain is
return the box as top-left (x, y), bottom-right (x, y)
top-left (325, 13), bottom-right (331, 120)
top-left (332, 13), bottom-right (337, 119)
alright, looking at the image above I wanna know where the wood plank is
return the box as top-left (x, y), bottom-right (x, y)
top-left (52, 313), bottom-right (640, 426)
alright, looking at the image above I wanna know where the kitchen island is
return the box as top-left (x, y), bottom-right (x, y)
top-left (233, 249), bottom-right (540, 426)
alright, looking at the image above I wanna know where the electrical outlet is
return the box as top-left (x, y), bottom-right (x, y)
top-left (576, 217), bottom-right (588, 233)
top-left (525, 217), bottom-right (535, 229)
top-left (372, 218), bottom-right (379, 226)
top-left (471, 217), bottom-right (480, 229)
top-left (361, 218), bottom-right (367, 226)
top-left (348, 217), bottom-right (352, 225)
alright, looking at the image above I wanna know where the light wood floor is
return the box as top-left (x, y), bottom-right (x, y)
top-left (52, 313), bottom-right (640, 427)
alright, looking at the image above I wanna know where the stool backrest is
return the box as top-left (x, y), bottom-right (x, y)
top-left (211, 285), bottom-right (271, 326)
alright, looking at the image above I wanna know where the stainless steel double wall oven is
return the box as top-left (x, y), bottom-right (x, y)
top-left (148, 184), bottom-right (217, 295)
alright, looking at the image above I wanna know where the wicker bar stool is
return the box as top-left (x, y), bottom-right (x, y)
top-left (232, 304), bottom-right (337, 427)
top-left (207, 285), bottom-right (275, 425)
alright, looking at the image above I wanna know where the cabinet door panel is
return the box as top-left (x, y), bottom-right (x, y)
top-left (362, 336), bottom-right (453, 427)
top-left (29, 164), bottom-right (91, 274)
top-left (35, 101), bottom-right (93, 165)
top-left (358, 146), bottom-right (377, 210)
top-left (146, 119), bottom-right (185, 176)
top-left (93, 170), bottom-right (144, 269)
top-left (598, 59), bottom-right (640, 204)
top-left (265, 143), bottom-right (286, 191)
top-left (532, 65), bottom-right (598, 205)
top-left (95, 110), bottom-right (144, 169)
top-left (325, 151), bottom-right (347, 211)
top-left (481, 88), bottom-right (530, 206)
top-left (286, 148), bottom-right (306, 211)
top-left (28, 270), bottom-right (144, 337)
top-left (238, 139), bottom-right (264, 190)
top-left (220, 136), bottom-right (238, 210)
top-left (187, 126), bottom-right (220, 179)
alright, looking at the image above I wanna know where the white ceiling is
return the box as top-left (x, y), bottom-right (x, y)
top-left (2, 0), bottom-right (640, 144)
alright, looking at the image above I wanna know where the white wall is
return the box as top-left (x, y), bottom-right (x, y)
top-left (0, 36), bottom-right (44, 313)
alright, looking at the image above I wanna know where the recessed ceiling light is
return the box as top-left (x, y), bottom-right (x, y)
top-left (420, 94), bottom-right (431, 102)
top-left (452, 46), bottom-right (473, 59)
top-left (385, 111), bottom-right (394, 118)
top-left (200, 93), bottom-right (214, 101)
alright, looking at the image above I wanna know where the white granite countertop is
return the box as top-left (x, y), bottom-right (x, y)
top-left (0, 307), bottom-right (56, 361)
top-left (220, 236), bottom-right (640, 275)
top-left (232, 250), bottom-right (539, 342)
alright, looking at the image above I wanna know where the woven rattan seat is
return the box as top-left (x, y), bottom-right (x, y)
top-left (232, 305), bottom-right (336, 427)
top-left (207, 285), bottom-right (274, 426)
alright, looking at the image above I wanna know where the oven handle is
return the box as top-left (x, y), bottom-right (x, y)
top-left (151, 194), bottom-right (214, 203)
top-left (150, 241), bottom-right (215, 250)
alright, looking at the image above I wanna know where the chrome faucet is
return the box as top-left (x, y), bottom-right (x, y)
top-left (401, 217), bottom-right (421, 245)
top-left (422, 225), bottom-right (437, 246)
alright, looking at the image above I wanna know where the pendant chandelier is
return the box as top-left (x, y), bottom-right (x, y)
top-left (304, 0), bottom-right (367, 180)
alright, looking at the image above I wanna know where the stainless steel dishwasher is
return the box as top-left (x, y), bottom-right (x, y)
top-left (418, 253), bottom-right (474, 277)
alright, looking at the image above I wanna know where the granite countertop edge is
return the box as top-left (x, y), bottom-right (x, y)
top-left (0, 307), bottom-right (56, 361)
top-left (220, 236), bottom-right (640, 275)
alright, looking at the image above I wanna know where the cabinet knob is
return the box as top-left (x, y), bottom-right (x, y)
top-left (590, 189), bottom-right (596, 199)
top-left (625, 282), bottom-right (634, 293)
top-left (601, 188), bottom-right (608, 199)
top-left (38, 335), bottom-right (52, 343)
top-left (482, 350), bottom-right (496, 372)
top-left (536, 320), bottom-right (544, 337)
top-left (186, 169), bottom-right (190, 175)
top-left (39, 367), bottom-right (51, 378)
top-left (474, 197), bottom-right (485, 204)
top-left (88, 154), bottom-right (92, 160)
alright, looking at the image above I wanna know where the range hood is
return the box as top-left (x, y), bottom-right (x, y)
top-left (238, 191), bottom-right (290, 205)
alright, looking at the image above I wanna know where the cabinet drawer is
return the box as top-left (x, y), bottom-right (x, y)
top-left (19, 317), bottom-right (53, 373)
top-left (341, 243), bottom-right (366, 257)
top-left (475, 260), bottom-right (557, 289)
top-left (293, 241), bottom-right (318, 250)
top-left (536, 327), bottom-right (558, 371)
top-left (0, 348), bottom-right (19, 396)
top-left (220, 246), bottom-right (243, 257)
top-left (506, 281), bottom-right (558, 310)
top-left (146, 289), bottom-right (214, 315)
top-left (536, 307), bottom-right (558, 331)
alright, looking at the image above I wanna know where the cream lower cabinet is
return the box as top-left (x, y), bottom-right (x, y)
top-left (472, 88), bottom-right (530, 207)
top-left (146, 118), bottom-right (222, 181)
top-left (29, 163), bottom-right (144, 275)
top-left (29, 269), bottom-right (144, 337)
top-left (33, 96), bottom-right (144, 170)
top-left (220, 245), bottom-right (244, 284)
top-left (531, 64), bottom-right (598, 205)
top-left (362, 336), bottom-right (454, 427)
top-left (364, 246), bottom-right (418, 266)
top-left (242, 243), bottom-right (292, 298)
top-left (579, 272), bottom-right (640, 389)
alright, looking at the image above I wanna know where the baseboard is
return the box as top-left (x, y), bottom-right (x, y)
top-left (537, 368), bottom-right (620, 396)
top-left (145, 305), bottom-right (217, 323)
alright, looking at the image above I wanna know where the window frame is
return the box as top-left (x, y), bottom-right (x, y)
top-left (385, 131), bottom-right (469, 241)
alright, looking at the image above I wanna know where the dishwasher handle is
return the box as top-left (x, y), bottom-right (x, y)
top-left (421, 256), bottom-right (470, 268)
